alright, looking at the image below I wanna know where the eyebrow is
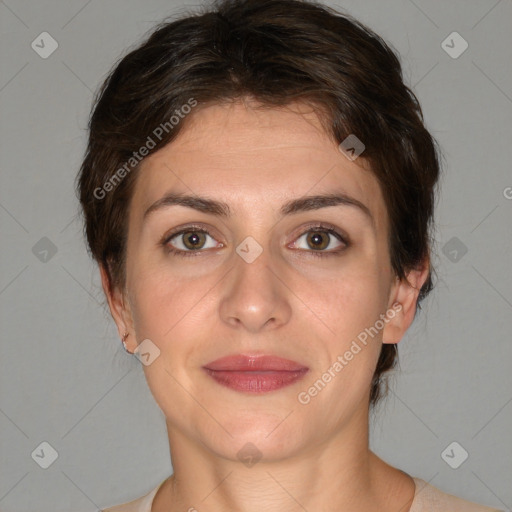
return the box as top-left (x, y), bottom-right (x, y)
top-left (143, 192), bottom-right (374, 227)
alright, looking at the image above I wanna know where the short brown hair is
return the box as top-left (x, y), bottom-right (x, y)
top-left (76, 0), bottom-right (442, 408)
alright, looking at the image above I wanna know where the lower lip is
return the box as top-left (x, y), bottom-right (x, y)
top-left (203, 368), bottom-right (309, 393)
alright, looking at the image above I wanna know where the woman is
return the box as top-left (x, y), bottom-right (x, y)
top-left (77, 0), bottom-right (502, 510)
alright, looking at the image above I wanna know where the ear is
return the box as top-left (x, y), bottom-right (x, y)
top-left (381, 257), bottom-right (430, 344)
top-left (99, 263), bottom-right (136, 352)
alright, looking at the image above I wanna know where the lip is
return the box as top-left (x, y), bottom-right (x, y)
top-left (202, 354), bottom-right (309, 393)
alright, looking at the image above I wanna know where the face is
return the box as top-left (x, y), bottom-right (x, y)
top-left (104, 99), bottom-right (425, 462)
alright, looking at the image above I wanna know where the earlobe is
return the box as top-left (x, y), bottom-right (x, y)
top-left (381, 301), bottom-right (404, 344)
top-left (382, 260), bottom-right (430, 344)
top-left (99, 264), bottom-right (134, 349)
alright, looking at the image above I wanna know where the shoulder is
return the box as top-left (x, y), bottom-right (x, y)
top-left (101, 479), bottom-right (166, 512)
top-left (410, 477), bottom-right (504, 512)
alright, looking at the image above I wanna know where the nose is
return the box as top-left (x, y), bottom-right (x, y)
top-left (218, 245), bottom-right (292, 333)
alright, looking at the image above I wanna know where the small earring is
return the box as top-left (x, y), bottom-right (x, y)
top-left (122, 332), bottom-right (131, 353)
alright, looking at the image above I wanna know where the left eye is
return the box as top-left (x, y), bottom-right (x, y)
top-left (292, 229), bottom-right (345, 252)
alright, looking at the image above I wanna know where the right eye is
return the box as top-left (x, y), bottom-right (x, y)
top-left (163, 227), bottom-right (222, 257)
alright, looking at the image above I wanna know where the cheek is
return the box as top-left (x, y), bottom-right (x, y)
top-left (314, 261), bottom-right (388, 339)
top-left (298, 258), bottom-right (388, 397)
top-left (128, 264), bottom-right (215, 342)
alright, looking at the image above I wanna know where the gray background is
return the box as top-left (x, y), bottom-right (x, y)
top-left (0, 0), bottom-right (511, 510)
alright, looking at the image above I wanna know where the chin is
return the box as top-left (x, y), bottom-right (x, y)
top-left (202, 413), bottom-right (310, 464)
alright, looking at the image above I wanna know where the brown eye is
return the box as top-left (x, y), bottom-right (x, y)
top-left (181, 231), bottom-right (207, 250)
top-left (306, 231), bottom-right (330, 251)
top-left (293, 227), bottom-right (346, 254)
top-left (165, 228), bottom-right (219, 254)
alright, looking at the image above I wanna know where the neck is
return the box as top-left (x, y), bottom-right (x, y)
top-left (154, 408), bottom-right (415, 512)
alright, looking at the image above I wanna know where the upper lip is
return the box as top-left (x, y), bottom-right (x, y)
top-left (203, 354), bottom-right (309, 372)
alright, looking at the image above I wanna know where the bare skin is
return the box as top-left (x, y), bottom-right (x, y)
top-left (102, 98), bottom-right (427, 512)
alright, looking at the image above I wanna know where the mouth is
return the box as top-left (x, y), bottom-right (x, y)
top-left (202, 354), bottom-right (309, 393)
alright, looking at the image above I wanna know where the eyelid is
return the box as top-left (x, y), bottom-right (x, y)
top-left (161, 223), bottom-right (221, 245)
top-left (288, 221), bottom-right (349, 245)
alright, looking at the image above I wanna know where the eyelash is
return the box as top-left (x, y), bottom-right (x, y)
top-left (161, 223), bottom-right (349, 259)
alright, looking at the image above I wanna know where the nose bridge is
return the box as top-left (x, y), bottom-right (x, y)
top-left (218, 234), bottom-right (291, 332)
top-left (234, 235), bottom-right (273, 292)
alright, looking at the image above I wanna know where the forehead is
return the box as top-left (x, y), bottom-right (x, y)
top-left (131, 100), bottom-right (387, 231)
